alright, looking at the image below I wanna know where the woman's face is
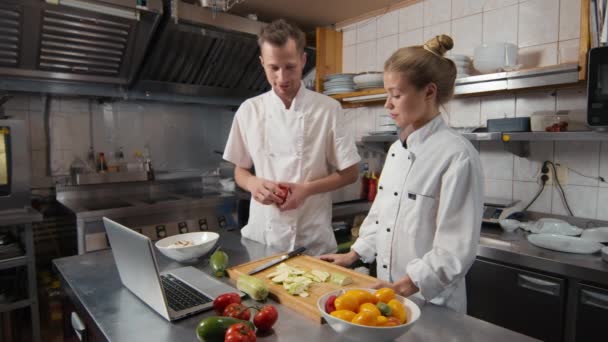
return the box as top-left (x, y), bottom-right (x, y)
top-left (383, 71), bottom-right (435, 129)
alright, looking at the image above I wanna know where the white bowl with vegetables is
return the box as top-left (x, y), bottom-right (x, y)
top-left (317, 288), bottom-right (421, 342)
top-left (155, 232), bottom-right (219, 263)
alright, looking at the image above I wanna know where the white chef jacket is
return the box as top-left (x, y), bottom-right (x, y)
top-left (223, 82), bottom-right (361, 256)
top-left (351, 115), bottom-right (483, 313)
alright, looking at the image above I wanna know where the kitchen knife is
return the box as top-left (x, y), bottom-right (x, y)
top-left (247, 246), bottom-right (306, 275)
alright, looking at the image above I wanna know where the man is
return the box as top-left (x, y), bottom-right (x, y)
top-left (223, 19), bottom-right (360, 255)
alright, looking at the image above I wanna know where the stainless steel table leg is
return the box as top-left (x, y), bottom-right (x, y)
top-left (24, 223), bottom-right (40, 342)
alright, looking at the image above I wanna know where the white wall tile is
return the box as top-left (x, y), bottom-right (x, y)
top-left (399, 2), bottom-right (424, 32)
top-left (480, 94), bottom-right (516, 126)
top-left (342, 25), bottom-right (357, 46)
top-left (513, 180), bottom-right (553, 212)
top-left (356, 41), bottom-right (377, 72)
top-left (558, 38), bottom-right (580, 63)
top-left (28, 95), bottom-right (44, 112)
top-left (452, 0), bottom-right (484, 19)
top-left (343, 108), bottom-right (359, 141)
top-left (551, 185), bottom-right (597, 219)
top-left (4, 109), bottom-right (28, 121)
top-left (424, 0), bottom-right (452, 27)
top-left (513, 141), bottom-right (553, 181)
top-left (554, 141), bottom-right (600, 186)
top-left (597, 188), bottom-right (608, 220)
top-left (449, 97), bottom-right (481, 127)
top-left (3, 95), bottom-right (29, 110)
top-left (343, 45), bottom-right (356, 73)
top-left (482, 4), bottom-right (518, 45)
top-left (377, 10), bottom-right (399, 38)
top-left (357, 18), bottom-right (377, 43)
top-left (556, 88), bottom-right (586, 112)
top-left (600, 142), bottom-right (608, 188)
top-left (519, 0), bottom-right (559, 48)
top-left (480, 141), bottom-right (514, 180)
top-left (377, 34), bottom-right (399, 71)
top-left (559, 0), bottom-right (581, 41)
top-left (399, 28), bottom-right (424, 47)
top-left (29, 110), bottom-right (46, 150)
top-left (31, 149), bottom-right (47, 179)
top-left (515, 90), bottom-right (556, 118)
top-left (423, 21), bottom-right (452, 44)
top-left (518, 43), bottom-right (558, 68)
top-left (484, 178), bottom-right (513, 200)
top-left (482, 0), bottom-right (518, 12)
top-left (61, 97), bottom-right (90, 114)
top-left (451, 14), bottom-right (482, 56)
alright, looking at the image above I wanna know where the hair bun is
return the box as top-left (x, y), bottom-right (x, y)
top-left (424, 34), bottom-right (453, 57)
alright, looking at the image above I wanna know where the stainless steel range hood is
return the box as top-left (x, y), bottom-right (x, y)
top-left (0, 0), bottom-right (162, 85)
top-left (132, 1), bottom-right (270, 100)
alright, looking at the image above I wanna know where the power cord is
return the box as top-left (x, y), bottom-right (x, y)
top-left (545, 161), bottom-right (574, 216)
top-left (523, 171), bottom-right (549, 211)
top-left (555, 163), bottom-right (607, 184)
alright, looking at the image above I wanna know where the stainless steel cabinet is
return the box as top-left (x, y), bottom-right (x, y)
top-left (466, 258), bottom-right (566, 342)
top-left (572, 283), bottom-right (608, 342)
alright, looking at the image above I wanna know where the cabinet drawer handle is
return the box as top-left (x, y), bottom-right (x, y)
top-left (71, 312), bottom-right (86, 342)
top-left (581, 289), bottom-right (608, 310)
top-left (517, 274), bottom-right (560, 296)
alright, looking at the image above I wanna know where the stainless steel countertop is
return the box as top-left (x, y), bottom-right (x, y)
top-left (479, 224), bottom-right (608, 286)
top-left (53, 232), bottom-right (538, 342)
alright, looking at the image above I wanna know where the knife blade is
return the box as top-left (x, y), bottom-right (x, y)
top-left (247, 246), bottom-right (306, 275)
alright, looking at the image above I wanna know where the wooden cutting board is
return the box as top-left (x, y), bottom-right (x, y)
top-left (227, 254), bottom-right (377, 323)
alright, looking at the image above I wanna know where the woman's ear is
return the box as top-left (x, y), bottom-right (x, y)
top-left (424, 83), bottom-right (438, 102)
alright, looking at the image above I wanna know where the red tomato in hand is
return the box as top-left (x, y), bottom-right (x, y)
top-left (325, 295), bottom-right (337, 313)
top-left (223, 303), bottom-right (251, 320)
top-left (276, 185), bottom-right (289, 204)
top-left (213, 292), bottom-right (241, 314)
top-left (225, 322), bottom-right (256, 342)
top-left (253, 305), bottom-right (278, 332)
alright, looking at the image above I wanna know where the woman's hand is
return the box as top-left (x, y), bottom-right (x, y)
top-left (319, 250), bottom-right (360, 267)
top-left (370, 276), bottom-right (419, 298)
top-left (278, 182), bottom-right (310, 211)
top-left (247, 177), bottom-right (284, 205)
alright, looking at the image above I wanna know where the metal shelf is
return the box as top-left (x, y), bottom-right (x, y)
top-left (0, 299), bottom-right (31, 313)
top-left (0, 255), bottom-right (27, 271)
top-left (503, 131), bottom-right (608, 141)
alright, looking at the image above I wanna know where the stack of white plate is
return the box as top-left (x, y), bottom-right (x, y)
top-left (353, 71), bottom-right (383, 90)
top-left (451, 54), bottom-right (471, 78)
top-left (323, 73), bottom-right (355, 95)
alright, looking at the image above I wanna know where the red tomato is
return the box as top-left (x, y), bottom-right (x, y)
top-left (213, 292), bottom-right (241, 314)
top-left (276, 185), bottom-right (289, 204)
top-left (253, 305), bottom-right (278, 332)
top-left (223, 303), bottom-right (251, 321)
top-left (325, 295), bottom-right (337, 313)
top-left (225, 322), bottom-right (256, 342)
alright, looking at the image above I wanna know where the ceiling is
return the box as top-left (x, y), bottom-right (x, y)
top-left (229, 0), bottom-right (401, 32)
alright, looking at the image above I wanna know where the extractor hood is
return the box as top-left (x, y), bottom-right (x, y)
top-left (0, 0), bottom-right (162, 85)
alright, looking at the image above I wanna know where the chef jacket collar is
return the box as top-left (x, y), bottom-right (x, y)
top-left (402, 114), bottom-right (446, 152)
top-left (270, 81), bottom-right (307, 111)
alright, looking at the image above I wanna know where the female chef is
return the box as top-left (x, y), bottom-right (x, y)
top-left (321, 35), bottom-right (484, 313)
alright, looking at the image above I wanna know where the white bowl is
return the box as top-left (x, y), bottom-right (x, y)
top-left (317, 288), bottom-right (420, 342)
top-left (353, 72), bottom-right (383, 85)
top-left (155, 232), bottom-right (219, 263)
top-left (499, 219), bottom-right (520, 232)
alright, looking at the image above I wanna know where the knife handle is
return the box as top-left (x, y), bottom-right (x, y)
top-left (287, 246), bottom-right (306, 257)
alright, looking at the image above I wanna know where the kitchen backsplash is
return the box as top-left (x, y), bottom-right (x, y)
top-left (2, 95), bottom-right (235, 188)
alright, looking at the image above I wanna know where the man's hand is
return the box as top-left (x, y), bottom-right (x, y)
top-left (278, 182), bottom-right (310, 211)
top-left (370, 276), bottom-right (419, 298)
top-left (247, 177), bottom-right (285, 205)
top-left (319, 250), bottom-right (360, 267)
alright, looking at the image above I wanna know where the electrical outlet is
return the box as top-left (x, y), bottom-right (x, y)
top-left (556, 164), bottom-right (569, 185)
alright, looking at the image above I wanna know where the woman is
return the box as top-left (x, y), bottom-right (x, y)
top-left (320, 35), bottom-right (484, 313)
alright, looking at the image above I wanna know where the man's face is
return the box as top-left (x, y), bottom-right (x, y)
top-left (260, 38), bottom-right (306, 101)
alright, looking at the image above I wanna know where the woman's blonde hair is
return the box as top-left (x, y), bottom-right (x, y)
top-left (384, 35), bottom-right (457, 105)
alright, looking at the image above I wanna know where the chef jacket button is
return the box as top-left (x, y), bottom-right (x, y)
top-left (394, 192), bottom-right (398, 196)
top-left (374, 253), bottom-right (378, 257)
top-left (379, 185), bottom-right (383, 190)
top-left (375, 221), bottom-right (379, 224)
top-left (383, 265), bottom-right (387, 269)
top-left (408, 156), bottom-right (411, 160)
top-left (386, 228), bottom-right (390, 232)
top-left (391, 153), bottom-right (395, 157)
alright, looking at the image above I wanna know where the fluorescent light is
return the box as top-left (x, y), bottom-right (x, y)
top-left (52, 0), bottom-right (140, 20)
top-left (342, 93), bottom-right (387, 103)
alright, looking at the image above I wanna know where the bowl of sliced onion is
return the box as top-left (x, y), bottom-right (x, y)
top-left (155, 232), bottom-right (219, 263)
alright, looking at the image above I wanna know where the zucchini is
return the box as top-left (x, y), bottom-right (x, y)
top-left (209, 250), bottom-right (228, 277)
top-left (196, 316), bottom-right (254, 342)
top-left (330, 272), bottom-right (353, 286)
top-left (237, 274), bottom-right (269, 301)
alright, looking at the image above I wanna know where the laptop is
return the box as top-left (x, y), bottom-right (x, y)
top-left (103, 217), bottom-right (241, 321)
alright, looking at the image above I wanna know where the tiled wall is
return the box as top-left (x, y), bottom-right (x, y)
top-left (340, 0), bottom-right (608, 221)
top-left (2, 95), bottom-right (235, 187)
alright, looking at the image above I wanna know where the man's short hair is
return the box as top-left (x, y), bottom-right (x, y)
top-left (258, 19), bottom-right (306, 54)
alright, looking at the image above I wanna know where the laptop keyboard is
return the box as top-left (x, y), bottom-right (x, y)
top-left (160, 274), bottom-right (212, 312)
